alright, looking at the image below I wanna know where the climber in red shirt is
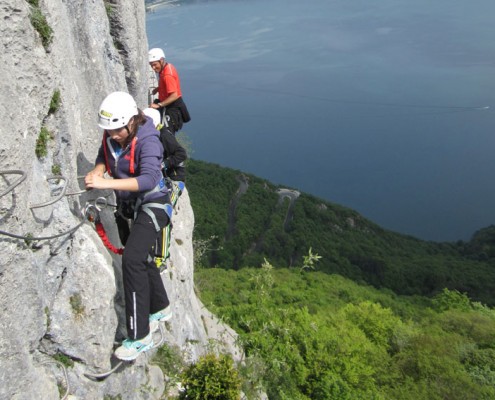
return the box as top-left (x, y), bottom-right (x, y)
top-left (148, 47), bottom-right (190, 135)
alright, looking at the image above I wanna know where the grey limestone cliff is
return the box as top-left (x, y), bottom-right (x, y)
top-left (0, 1), bottom-right (240, 399)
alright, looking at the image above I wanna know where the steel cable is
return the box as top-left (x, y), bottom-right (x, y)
top-left (39, 359), bottom-right (69, 400)
top-left (29, 176), bottom-right (67, 209)
top-left (0, 170), bottom-right (27, 197)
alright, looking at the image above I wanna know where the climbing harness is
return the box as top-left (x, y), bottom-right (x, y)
top-left (170, 180), bottom-right (185, 206)
top-left (93, 178), bottom-right (185, 266)
top-left (85, 181), bottom-right (183, 260)
top-left (153, 180), bottom-right (185, 268)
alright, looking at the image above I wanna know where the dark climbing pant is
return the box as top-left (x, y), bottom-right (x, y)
top-left (121, 196), bottom-right (170, 340)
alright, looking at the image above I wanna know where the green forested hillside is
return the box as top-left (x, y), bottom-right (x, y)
top-left (186, 159), bottom-right (495, 399)
top-left (186, 159), bottom-right (495, 306)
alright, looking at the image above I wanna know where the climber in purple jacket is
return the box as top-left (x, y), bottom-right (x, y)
top-left (85, 91), bottom-right (173, 361)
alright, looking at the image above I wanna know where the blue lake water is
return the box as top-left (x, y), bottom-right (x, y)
top-left (146, 0), bottom-right (495, 242)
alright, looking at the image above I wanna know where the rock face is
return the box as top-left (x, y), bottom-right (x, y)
top-left (0, 1), bottom-right (240, 399)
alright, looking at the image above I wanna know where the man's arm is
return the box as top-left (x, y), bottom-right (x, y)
top-left (152, 91), bottom-right (179, 109)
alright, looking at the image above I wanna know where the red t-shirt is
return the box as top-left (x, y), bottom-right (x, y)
top-left (158, 63), bottom-right (182, 101)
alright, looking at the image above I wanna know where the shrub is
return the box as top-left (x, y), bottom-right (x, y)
top-left (49, 90), bottom-right (61, 114)
top-left (35, 126), bottom-right (52, 159)
top-left (432, 288), bottom-right (472, 312)
top-left (180, 353), bottom-right (241, 400)
top-left (44, 306), bottom-right (51, 330)
top-left (27, 2), bottom-right (53, 49)
top-left (53, 352), bottom-right (74, 368)
top-left (69, 293), bottom-right (85, 318)
top-left (104, 1), bottom-right (114, 17)
top-left (51, 164), bottom-right (61, 175)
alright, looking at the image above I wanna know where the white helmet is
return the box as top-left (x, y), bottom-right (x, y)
top-left (149, 47), bottom-right (165, 62)
top-left (98, 91), bottom-right (138, 130)
top-left (143, 107), bottom-right (161, 127)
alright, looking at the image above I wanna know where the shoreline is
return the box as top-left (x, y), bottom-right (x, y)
top-left (145, 0), bottom-right (179, 12)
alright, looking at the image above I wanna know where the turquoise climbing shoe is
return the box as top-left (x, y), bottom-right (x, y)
top-left (114, 333), bottom-right (153, 361)
top-left (149, 305), bottom-right (173, 332)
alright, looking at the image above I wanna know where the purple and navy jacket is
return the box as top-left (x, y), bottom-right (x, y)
top-left (95, 117), bottom-right (167, 202)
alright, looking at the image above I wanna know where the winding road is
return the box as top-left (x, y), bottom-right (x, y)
top-left (276, 188), bottom-right (300, 231)
top-left (226, 174), bottom-right (249, 240)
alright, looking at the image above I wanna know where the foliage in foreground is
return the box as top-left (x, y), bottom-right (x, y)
top-left (151, 346), bottom-right (241, 400)
top-left (180, 353), bottom-right (241, 400)
top-left (195, 263), bottom-right (495, 400)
